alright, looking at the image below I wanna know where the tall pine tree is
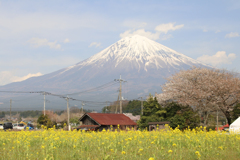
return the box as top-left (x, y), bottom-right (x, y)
top-left (137, 94), bottom-right (166, 130)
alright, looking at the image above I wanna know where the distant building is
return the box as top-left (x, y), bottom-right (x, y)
top-left (78, 113), bottom-right (137, 131)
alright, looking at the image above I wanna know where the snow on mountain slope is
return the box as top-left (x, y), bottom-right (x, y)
top-left (56, 35), bottom-right (209, 77)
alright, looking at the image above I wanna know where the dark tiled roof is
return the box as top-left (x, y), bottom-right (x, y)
top-left (86, 113), bottom-right (137, 126)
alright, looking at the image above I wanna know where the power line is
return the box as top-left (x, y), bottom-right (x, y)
top-left (0, 80), bottom-right (124, 109)
top-left (0, 91), bottom-right (45, 94)
top-left (64, 81), bottom-right (118, 96)
top-left (11, 95), bottom-right (42, 102)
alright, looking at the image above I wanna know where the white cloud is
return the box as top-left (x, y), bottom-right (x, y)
top-left (89, 42), bottom-right (101, 48)
top-left (64, 38), bottom-right (70, 43)
top-left (215, 30), bottom-right (221, 33)
top-left (225, 32), bottom-right (239, 38)
top-left (0, 71), bottom-right (43, 86)
top-left (120, 29), bottom-right (160, 40)
top-left (13, 72), bottom-right (43, 82)
top-left (120, 22), bottom-right (184, 40)
top-left (28, 38), bottom-right (61, 49)
top-left (197, 51), bottom-right (236, 66)
top-left (203, 29), bottom-right (208, 32)
top-left (0, 102), bottom-right (3, 105)
top-left (155, 23), bottom-right (184, 34)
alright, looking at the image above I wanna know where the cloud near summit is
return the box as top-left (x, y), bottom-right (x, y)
top-left (120, 22), bottom-right (184, 40)
top-left (197, 51), bottom-right (236, 66)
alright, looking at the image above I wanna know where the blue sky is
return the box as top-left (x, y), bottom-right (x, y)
top-left (0, 0), bottom-right (239, 85)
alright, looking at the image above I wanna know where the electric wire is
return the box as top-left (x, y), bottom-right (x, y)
top-left (66, 81), bottom-right (118, 95)
top-left (0, 80), bottom-right (123, 110)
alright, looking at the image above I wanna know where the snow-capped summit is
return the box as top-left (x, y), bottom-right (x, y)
top-left (58, 35), bottom-right (207, 76)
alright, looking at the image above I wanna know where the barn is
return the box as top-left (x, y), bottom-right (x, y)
top-left (77, 113), bottom-right (137, 131)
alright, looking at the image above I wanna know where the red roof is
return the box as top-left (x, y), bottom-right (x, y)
top-left (86, 113), bottom-right (137, 126)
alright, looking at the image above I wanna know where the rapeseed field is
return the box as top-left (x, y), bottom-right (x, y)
top-left (0, 126), bottom-right (239, 160)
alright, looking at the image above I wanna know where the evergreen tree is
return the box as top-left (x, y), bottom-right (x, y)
top-left (169, 105), bottom-right (200, 130)
top-left (37, 114), bottom-right (53, 128)
top-left (137, 94), bottom-right (166, 130)
top-left (163, 102), bottom-right (182, 120)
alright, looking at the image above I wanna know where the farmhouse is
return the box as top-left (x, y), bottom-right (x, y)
top-left (78, 113), bottom-right (137, 131)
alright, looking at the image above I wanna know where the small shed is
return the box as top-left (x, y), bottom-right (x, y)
top-left (78, 113), bottom-right (137, 131)
top-left (148, 121), bottom-right (170, 131)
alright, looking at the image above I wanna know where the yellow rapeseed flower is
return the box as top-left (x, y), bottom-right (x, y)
top-left (168, 150), bottom-right (173, 153)
top-left (121, 151), bottom-right (126, 155)
top-left (195, 151), bottom-right (201, 158)
top-left (218, 146), bottom-right (223, 150)
top-left (149, 158), bottom-right (154, 160)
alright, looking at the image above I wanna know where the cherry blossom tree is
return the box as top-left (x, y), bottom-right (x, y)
top-left (157, 67), bottom-right (240, 125)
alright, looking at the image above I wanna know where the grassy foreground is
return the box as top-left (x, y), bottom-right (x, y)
top-left (0, 126), bottom-right (240, 160)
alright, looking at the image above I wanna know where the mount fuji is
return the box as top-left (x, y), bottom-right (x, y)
top-left (0, 35), bottom-right (211, 109)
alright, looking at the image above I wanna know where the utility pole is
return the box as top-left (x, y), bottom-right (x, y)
top-left (217, 110), bottom-right (219, 131)
top-left (10, 99), bottom-right (12, 121)
top-left (43, 92), bottom-right (46, 116)
top-left (66, 96), bottom-right (70, 131)
top-left (141, 97), bottom-right (143, 115)
top-left (81, 102), bottom-right (85, 114)
top-left (115, 94), bottom-right (119, 113)
top-left (118, 75), bottom-right (122, 114)
top-left (115, 75), bottom-right (126, 114)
